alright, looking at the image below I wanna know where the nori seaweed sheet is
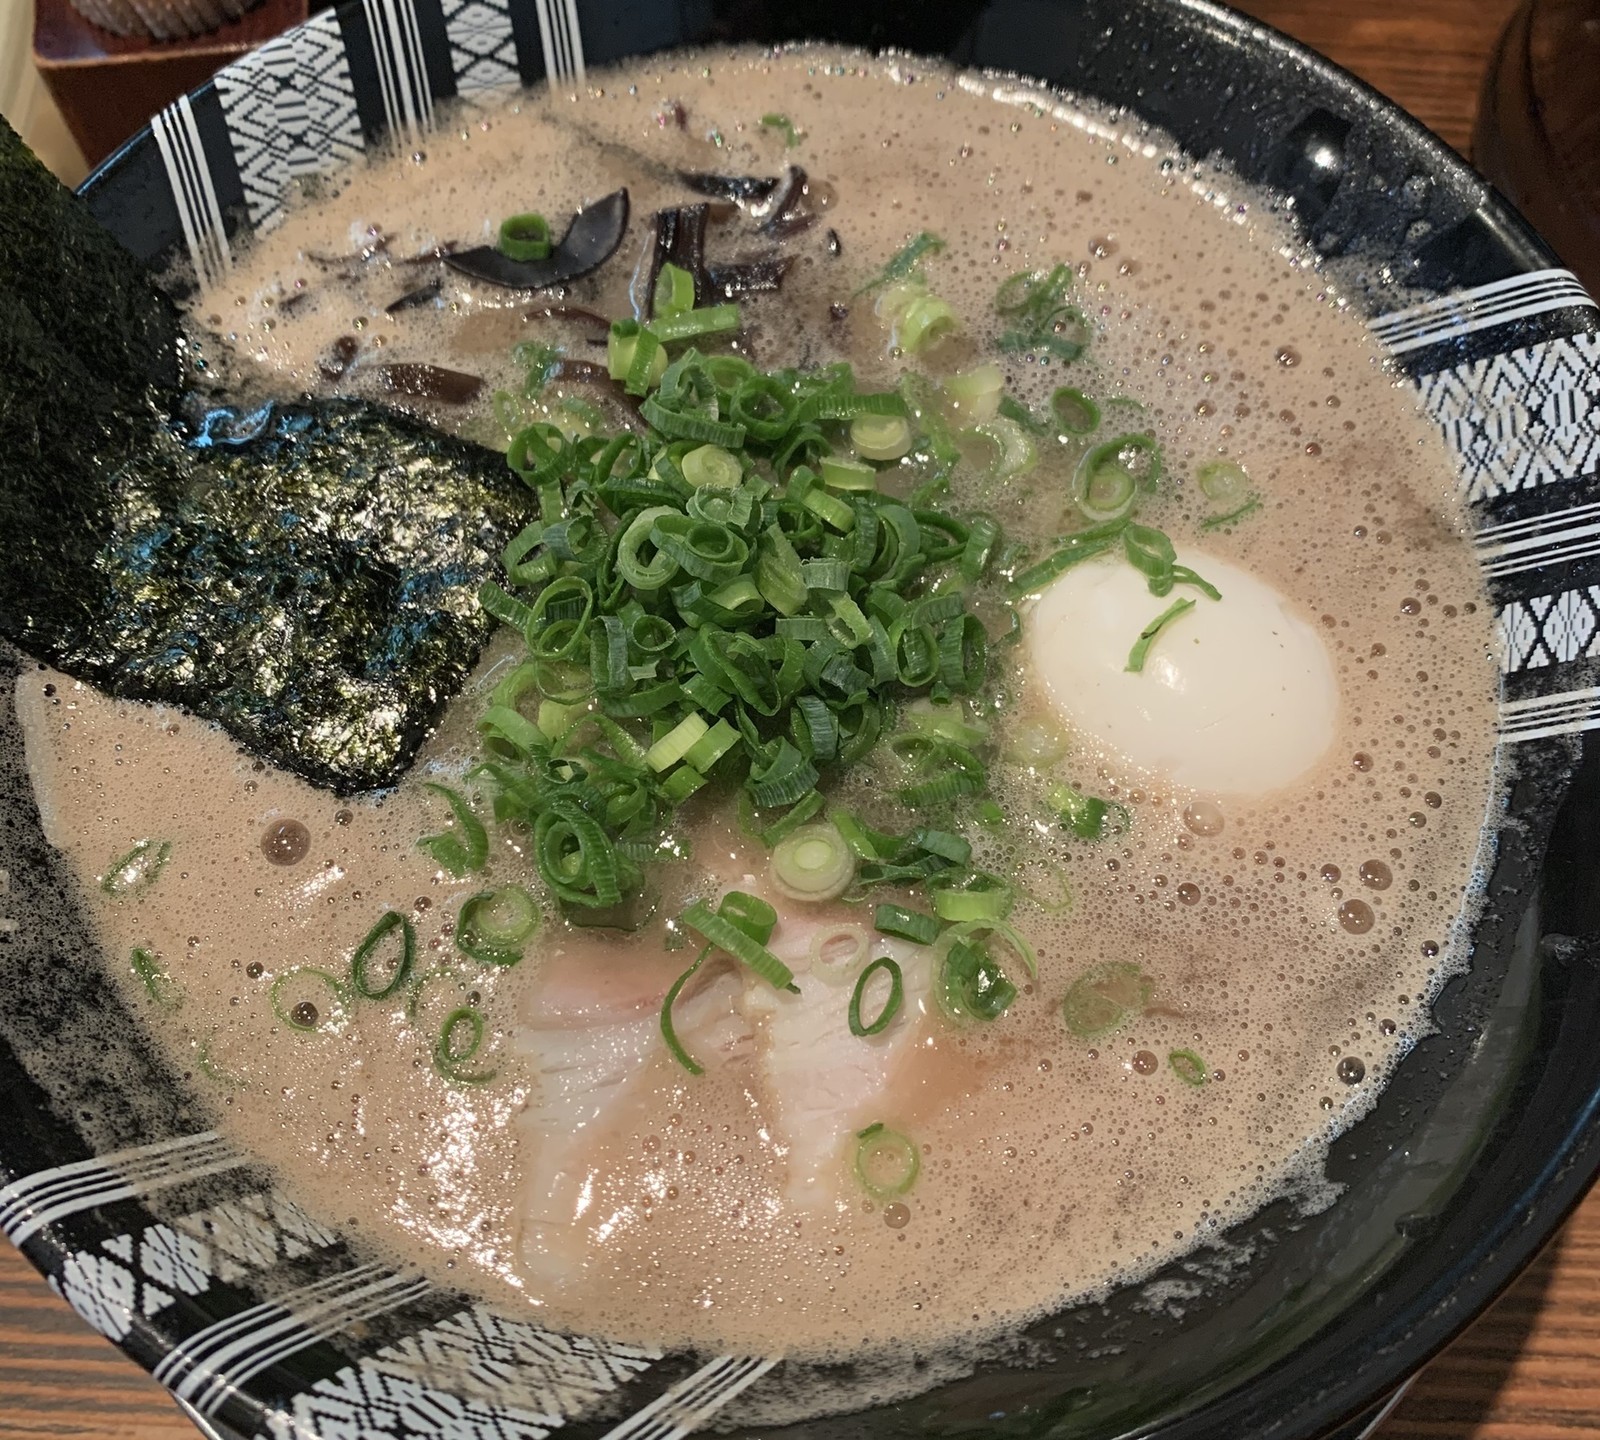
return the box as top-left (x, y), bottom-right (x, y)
top-left (0, 117), bottom-right (531, 794)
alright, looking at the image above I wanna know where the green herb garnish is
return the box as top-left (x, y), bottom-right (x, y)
top-left (1126, 597), bottom-right (1196, 672)
top-left (854, 231), bottom-right (946, 296)
top-left (849, 956), bottom-right (905, 1037)
top-left (760, 113), bottom-right (803, 147)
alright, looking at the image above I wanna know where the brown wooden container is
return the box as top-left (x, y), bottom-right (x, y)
top-left (32, 0), bottom-right (308, 168)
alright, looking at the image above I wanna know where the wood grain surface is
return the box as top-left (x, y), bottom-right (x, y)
top-left (7, 1), bottom-right (1597, 1437)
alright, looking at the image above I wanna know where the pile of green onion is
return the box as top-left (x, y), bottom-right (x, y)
top-left (409, 243), bottom-right (1251, 1092)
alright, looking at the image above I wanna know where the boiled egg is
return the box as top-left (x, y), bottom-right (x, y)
top-left (1025, 548), bottom-right (1338, 795)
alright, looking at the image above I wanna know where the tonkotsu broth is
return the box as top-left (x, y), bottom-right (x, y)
top-left (19, 43), bottom-right (1499, 1397)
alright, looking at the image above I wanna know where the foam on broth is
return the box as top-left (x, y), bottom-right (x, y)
top-left (18, 44), bottom-right (1499, 1400)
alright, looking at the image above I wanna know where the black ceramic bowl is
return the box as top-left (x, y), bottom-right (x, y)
top-left (5, 2), bottom-right (1600, 1438)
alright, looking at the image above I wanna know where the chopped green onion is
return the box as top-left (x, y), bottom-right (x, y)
top-left (349, 910), bottom-right (416, 1000)
top-left (809, 923), bottom-right (871, 984)
top-left (929, 870), bottom-right (1014, 923)
top-left (1004, 718), bottom-right (1068, 768)
top-left (849, 956), bottom-right (904, 1037)
top-left (820, 455), bottom-right (878, 491)
top-left (454, 886), bottom-right (541, 967)
top-left (943, 363), bottom-right (1004, 423)
top-left (771, 822), bottom-right (856, 903)
top-left (878, 281), bottom-right (959, 353)
top-left (1075, 435), bottom-right (1159, 523)
top-left (1200, 497), bottom-right (1263, 530)
top-left (1170, 1049), bottom-right (1209, 1086)
top-left (905, 698), bottom-right (988, 749)
top-left (270, 967), bottom-right (350, 1034)
top-left (716, 889), bottom-right (778, 945)
top-left (855, 1125), bottom-right (920, 1197)
top-left (645, 712), bottom-right (709, 772)
top-left (654, 262), bottom-right (697, 318)
top-left (419, 783), bottom-right (488, 876)
top-left (434, 1006), bottom-right (497, 1086)
top-left (874, 904), bottom-right (941, 946)
top-left (1062, 961), bottom-right (1152, 1039)
top-left (965, 416), bottom-right (1037, 478)
top-left (680, 898), bottom-right (795, 991)
top-left (851, 413), bottom-right (914, 461)
top-left (661, 947), bottom-right (710, 1075)
top-left (102, 838), bottom-right (171, 897)
top-left (608, 319), bottom-right (668, 389)
top-left (130, 946), bottom-right (183, 1009)
top-left (498, 212), bottom-right (551, 262)
top-left (682, 443), bottom-right (742, 489)
top-left (1051, 387), bottom-right (1101, 435)
top-left (994, 264), bottom-right (1091, 359)
top-left (684, 718), bottom-right (740, 772)
top-left (1007, 519), bottom-right (1130, 596)
top-left (934, 915), bottom-right (1036, 1017)
top-left (1046, 781), bottom-right (1129, 840)
top-left (648, 304), bottom-right (742, 345)
top-left (1126, 597), bottom-right (1196, 673)
top-left (760, 112), bottom-right (803, 146)
top-left (196, 1033), bottom-right (246, 1090)
top-left (854, 232), bottom-right (946, 296)
top-left (1197, 458), bottom-right (1252, 507)
top-left (1172, 564), bottom-right (1223, 602)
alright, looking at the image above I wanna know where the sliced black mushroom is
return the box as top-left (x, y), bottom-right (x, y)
top-left (444, 189), bottom-right (631, 290)
top-left (758, 166), bottom-right (816, 238)
top-left (705, 257), bottom-right (793, 301)
top-left (644, 204), bottom-right (712, 314)
top-left (676, 171), bottom-right (781, 206)
top-left (376, 364), bottom-right (485, 405)
top-left (386, 276), bottom-right (442, 313)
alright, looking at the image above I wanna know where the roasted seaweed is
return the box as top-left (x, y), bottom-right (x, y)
top-left (0, 118), bottom-right (531, 794)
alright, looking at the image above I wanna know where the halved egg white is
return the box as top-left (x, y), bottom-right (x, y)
top-left (1024, 548), bottom-right (1339, 796)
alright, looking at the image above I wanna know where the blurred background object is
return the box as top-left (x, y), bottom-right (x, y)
top-left (4, 0), bottom-right (305, 172)
top-left (64, 0), bottom-right (264, 42)
top-left (1474, 0), bottom-right (1600, 294)
top-left (0, 0), bottom-right (85, 183)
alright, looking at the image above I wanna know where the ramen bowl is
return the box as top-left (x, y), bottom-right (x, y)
top-left (4, 2), bottom-right (1599, 1438)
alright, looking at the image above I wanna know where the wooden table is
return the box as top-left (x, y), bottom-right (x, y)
top-left (7, 0), bottom-right (1599, 1436)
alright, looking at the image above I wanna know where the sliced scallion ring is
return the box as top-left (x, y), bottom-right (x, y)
top-left (849, 956), bottom-right (904, 1037)
top-left (270, 967), bottom-right (351, 1035)
top-left (964, 416), bottom-right (1036, 478)
top-left (928, 870), bottom-right (1014, 923)
top-left (434, 1006), bottom-right (498, 1085)
top-left (850, 413), bottom-right (914, 462)
top-left (350, 910), bottom-right (416, 1000)
top-left (131, 946), bottom-right (183, 1010)
top-left (498, 212), bottom-right (552, 262)
top-left (101, 838), bottom-right (172, 897)
top-left (942, 363), bottom-right (1004, 423)
top-left (682, 443), bottom-right (742, 490)
top-left (454, 886), bottom-right (541, 967)
top-left (771, 822), bottom-right (856, 903)
top-left (1170, 1049), bottom-right (1209, 1086)
top-left (854, 1123), bottom-right (920, 1197)
top-left (1062, 961), bottom-right (1152, 1039)
top-left (1197, 458), bottom-right (1252, 507)
top-left (661, 948), bottom-right (709, 1074)
top-left (808, 923), bottom-right (871, 985)
top-left (418, 783), bottom-right (488, 877)
top-left (1074, 435), bottom-right (1158, 523)
top-left (653, 261), bottom-right (697, 318)
top-left (1051, 386), bottom-right (1101, 435)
